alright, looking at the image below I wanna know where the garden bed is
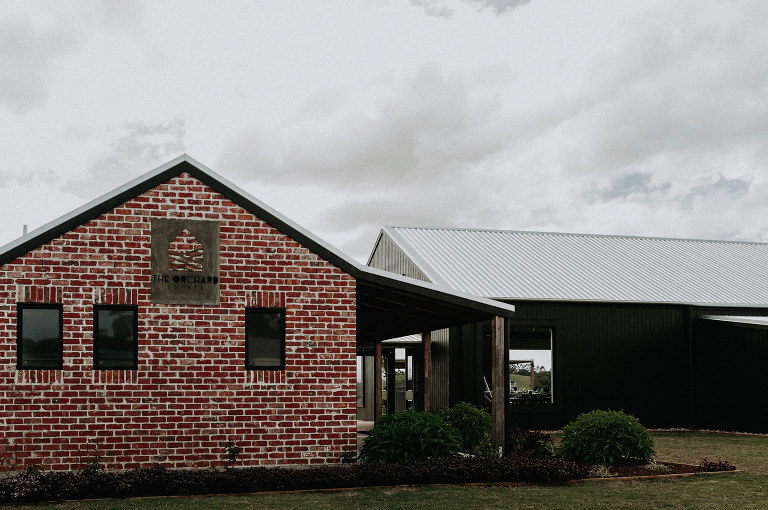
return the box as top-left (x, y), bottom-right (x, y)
top-left (0, 455), bottom-right (738, 505)
top-left (594, 461), bottom-right (719, 478)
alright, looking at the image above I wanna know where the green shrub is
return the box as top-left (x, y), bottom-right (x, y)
top-left (558, 409), bottom-right (655, 464)
top-left (508, 428), bottom-right (554, 458)
top-left (439, 402), bottom-right (492, 454)
top-left (359, 410), bottom-right (462, 463)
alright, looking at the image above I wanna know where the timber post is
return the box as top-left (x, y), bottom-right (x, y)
top-left (491, 316), bottom-right (506, 455)
top-left (423, 330), bottom-right (432, 412)
top-left (374, 341), bottom-right (382, 422)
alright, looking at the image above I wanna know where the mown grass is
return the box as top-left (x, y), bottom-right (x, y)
top-left (16, 431), bottom-right (768, 510)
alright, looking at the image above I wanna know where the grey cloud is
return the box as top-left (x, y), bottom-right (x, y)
top-left (464, 0), bottom-right (530, 14)
top-left (0, 12), bottom-right (83, 113)
top-left (410, 0), bottom-right (455, 19)
top-left (595, 172), bottom-right (671, 201)
top-left (572, 4), bottom-right (768, 176)
top-left (682, 176), bottom-right (750, 209)
top-left (225, 3), bottom-right (768, 260)
top-left (0, 3), bottom-right (145, 114)
top-left (61, 119), bottom-right (186, 198)
top-left (0, 168), bottom-right (58, 189)
top-left (92, 0), bottom-right (144, 28)
top-left (410, 0), bottom-right (529, 18)
top-left (223, 64), bottom-right (517, 191)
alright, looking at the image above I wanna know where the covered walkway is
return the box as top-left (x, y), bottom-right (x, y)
top-left (353, 267), bottom-right (515, 452)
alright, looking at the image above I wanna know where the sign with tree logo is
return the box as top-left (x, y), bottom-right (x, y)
top-left (150, 219), bottom-right (220, 305)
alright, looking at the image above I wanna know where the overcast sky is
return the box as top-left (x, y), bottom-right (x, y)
top-left (2, 1), bottom-right (768, 262)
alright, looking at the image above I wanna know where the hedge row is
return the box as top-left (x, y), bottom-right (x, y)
top-left (1, 456), bottom-right (589, 504)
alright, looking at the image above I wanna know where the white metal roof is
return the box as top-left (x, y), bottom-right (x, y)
top-left (377, 226), bottom-right (768, 307)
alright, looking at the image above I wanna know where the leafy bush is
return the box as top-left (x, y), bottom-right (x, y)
top-left (558, 410), bottom-right (655, 464)
top-left (508, 428), bottom-right (554, 458)
top-left (359, 409), bottom-right (462, 463)
top-left (0, 456), bottom-right (589, 504)
top-left (439, 402), bottom-right (492, 454)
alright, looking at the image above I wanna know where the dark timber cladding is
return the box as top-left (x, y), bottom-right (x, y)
top-left (501, 301), bottom-right (690, 429)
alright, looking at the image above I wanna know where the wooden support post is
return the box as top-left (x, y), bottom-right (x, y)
top-left (374, 341), bottom-right (382, 423)
top-left (491, 316), bottom-right (505, 455)
top-left (423, 331), bottom-right (432, 413)
top-left (530, 361), bottom-right (535, 391)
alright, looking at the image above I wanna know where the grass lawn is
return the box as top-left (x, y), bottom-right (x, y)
top-left (16, 431), bottom-right (768, 510)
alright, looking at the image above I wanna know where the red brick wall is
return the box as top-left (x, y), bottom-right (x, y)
top-left (0, 173), bottom-right (357, 471)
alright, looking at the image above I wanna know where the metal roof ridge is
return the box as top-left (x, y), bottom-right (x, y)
top-left (385, 225), bottom-right (768, 247)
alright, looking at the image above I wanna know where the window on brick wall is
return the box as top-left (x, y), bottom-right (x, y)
top-left (245, 308), bottom-right (285, 370)
top-left (94, 305), bottom-right (138, 370)
top-left (17, 304), bottom-right (63, 370)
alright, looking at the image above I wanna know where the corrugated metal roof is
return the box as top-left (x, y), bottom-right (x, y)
top-left (379, 226), bottom-right (768, 307)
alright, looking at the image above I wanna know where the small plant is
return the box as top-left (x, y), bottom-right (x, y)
top-left (589, 463), bottom-right (615, 478)
top-left (699, 457), bottom-right (736, 471)
top-left (222, 440), bottom-right (242, 467)
top-left (78, 439), bottom-right (103, 474)
top-left (360, 409), bottom-right (462, 463)
top-left (558, 409), bottom-right (655, 465)
top-left (340, 450), bottom-right (357, 464)
top-left (22, 464), bottom-right (43, 475)
top-left (439, 402), bottom-right (492, 454)
top-left (470, 432), bottom-right (499, 458)
top-left (1, 439), bottom-right (19, 473)
top-left (508, 428), bottom-right (555, 458)
top-left (645, 459), bottom-right (671, 472)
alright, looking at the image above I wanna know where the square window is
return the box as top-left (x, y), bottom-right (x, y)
top-left (94, 306), bottom-right (138, 370)
top-left (17, 304), bottom-right (63, 370)
top-left (245, 308), bottom-right (285, 370)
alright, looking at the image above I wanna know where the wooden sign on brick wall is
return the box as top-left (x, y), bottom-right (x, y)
top-left (150, 218), bottom-right (220, 305)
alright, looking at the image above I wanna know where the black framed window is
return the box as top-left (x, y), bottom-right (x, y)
top-left (509, 325), bottom-right (554, 405)
top-left (94, 305), bottom-right (138, 370)
top-left (17, 304), bottom-right (63, 370)
top-left (245, 308), bottom-right (285, 370)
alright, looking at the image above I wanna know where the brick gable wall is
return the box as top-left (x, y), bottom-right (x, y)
top-left (0, 173), bottom-right (357, 471)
